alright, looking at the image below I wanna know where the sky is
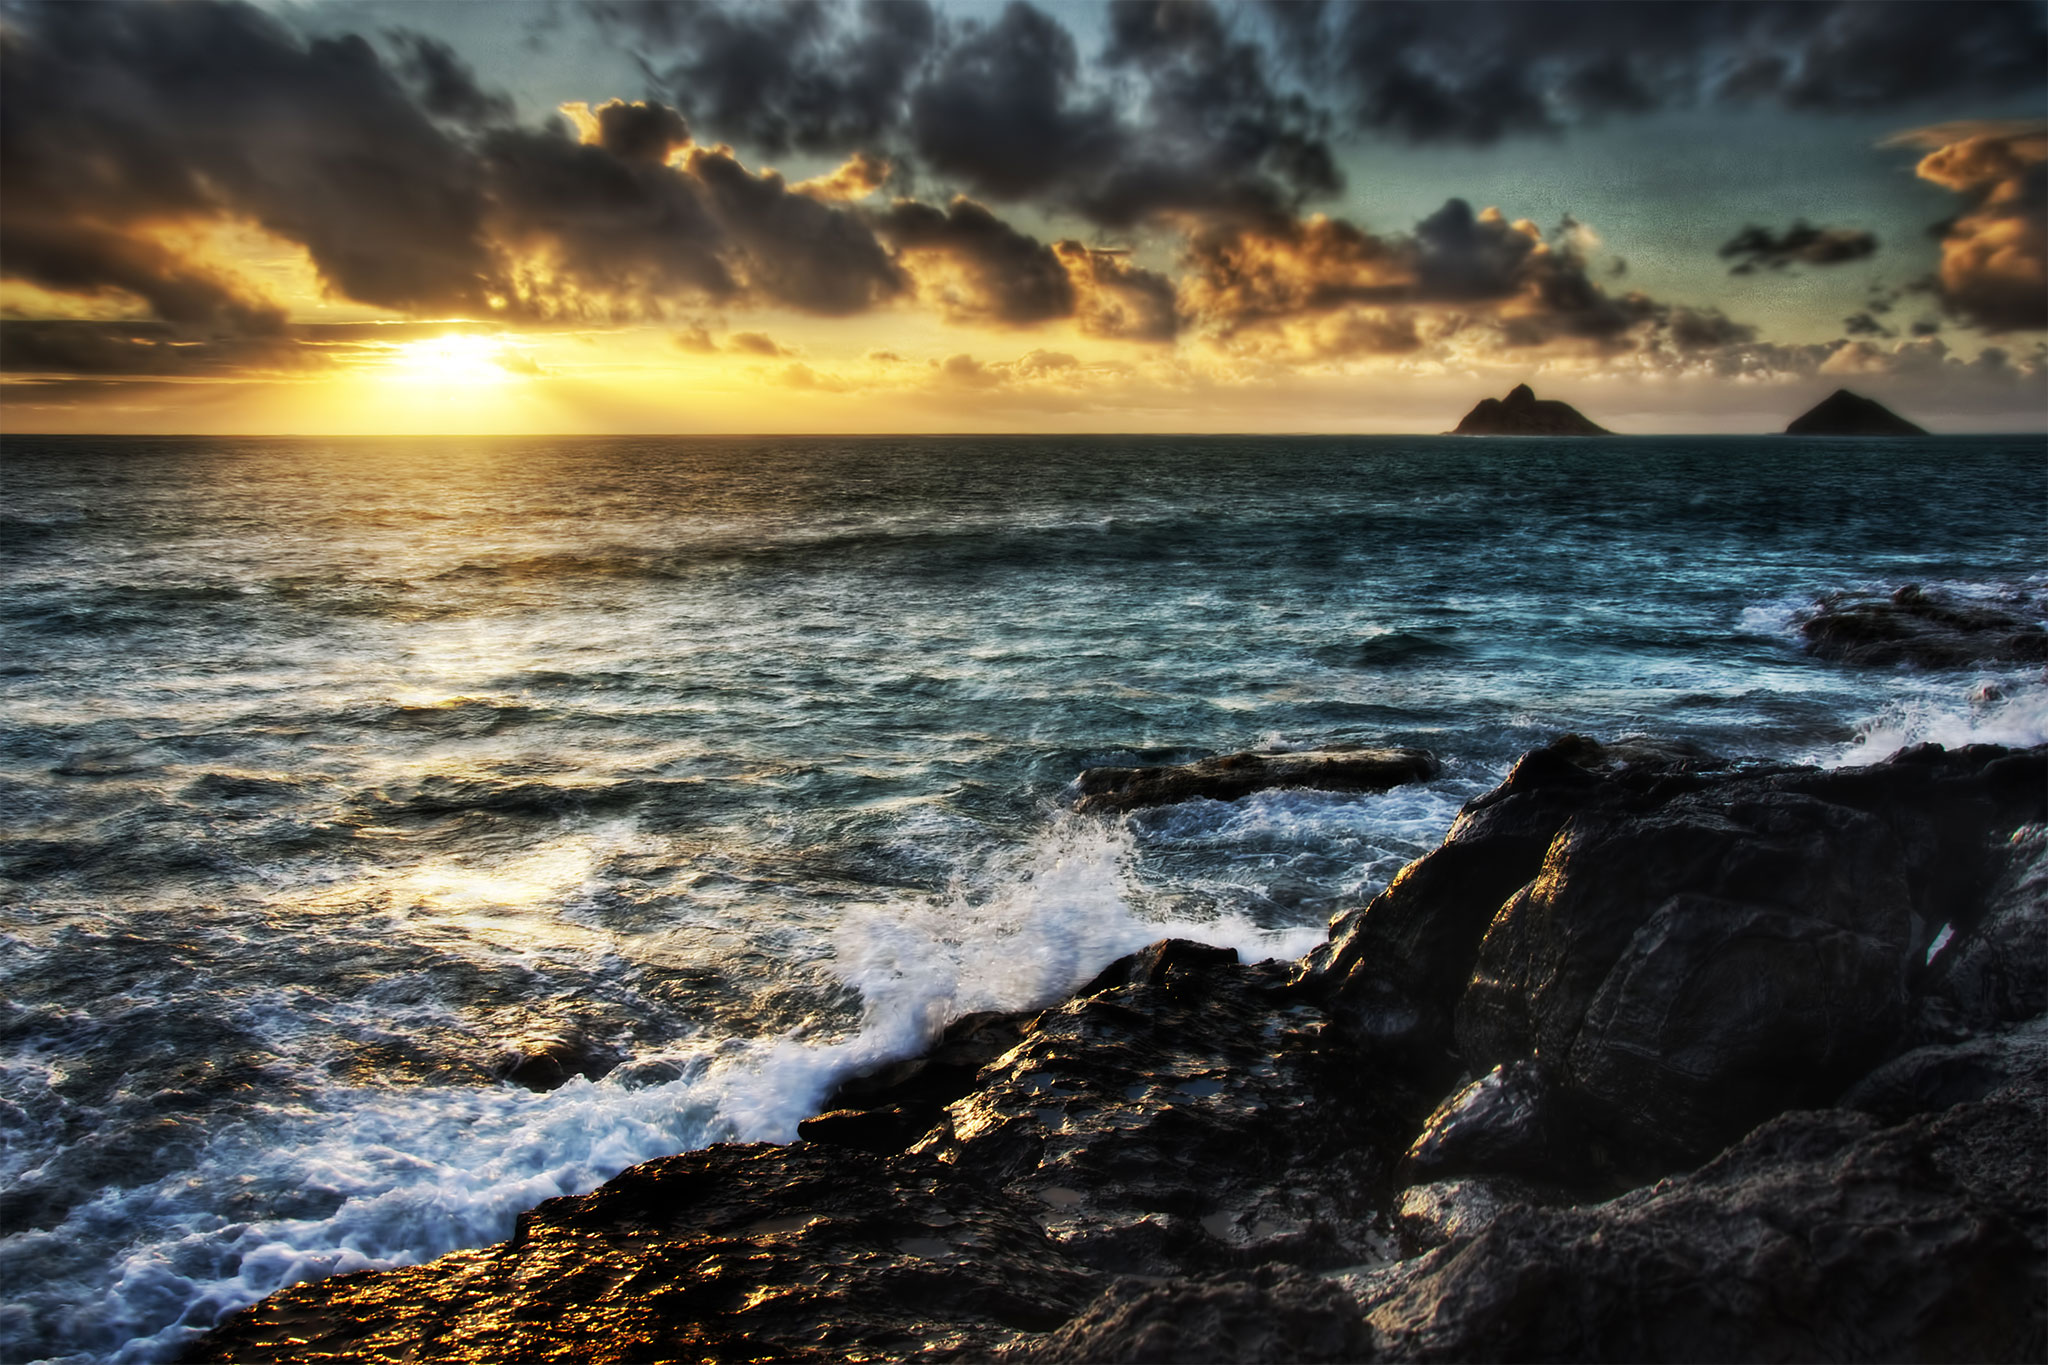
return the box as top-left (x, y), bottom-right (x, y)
top-left (1, 0), bottom-right (2045, 435)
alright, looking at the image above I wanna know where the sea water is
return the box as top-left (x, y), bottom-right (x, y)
top-left (1, 433), bottom-right (2042, 1363)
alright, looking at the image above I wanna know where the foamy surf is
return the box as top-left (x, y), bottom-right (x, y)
top-left (6, 816), bottom-right (1338, 1365)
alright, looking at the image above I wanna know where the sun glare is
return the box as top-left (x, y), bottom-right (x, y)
top-left (388, 333), bottom-right (527, 387)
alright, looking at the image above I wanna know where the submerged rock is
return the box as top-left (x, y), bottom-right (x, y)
top-left (1071, 745), bottom-right (1438, 815)
top-left (1801, 583), bottom-right (2048, 668)
top-left (1450, 383), bottom-right (1610, 435)
top-left (1785, 387), bottom-right (1928, 435)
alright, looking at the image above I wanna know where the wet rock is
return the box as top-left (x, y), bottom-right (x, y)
top-left (190, 739), bottom-right (2048, 1365)
top-left (1450, 383), bottom-right (1611, 435)
top-left (1400, 1059), bottom-right (1595, 1190)
top-left (1071, 746), bottom-right (1438, 816)
top-left (797, 1105), bottom-right (928, 1154)
top-left (1784, 387), bottom-right (1928, 435)
top-left (1392, 1175), bottom-right (1554, 1256)
top-left (1361, 1073), bottom-right (2047, 1363)
top-left (1304, 735), bottom-right (1726, 1075)
top-left (1920, 824), bottom-right (2048, 1033)
top-left (189, 1143), bottom-right (1103, 1364)
top-left (1841, 1022), bottom-right (2048, 1123)
top-left (1001, 1270), bottom-right (1373, 1363)
top-left (1447, 745), bottom-right (2045, 1174)
top-left (917, 940), bottom-right (1417, 1279)
top-left (489, 1031), bottom-right (620, 1091)
top-left (1800, 583), bottom-right (2048, 668)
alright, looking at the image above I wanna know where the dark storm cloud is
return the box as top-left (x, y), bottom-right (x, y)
top-left (588, 0), bottom-right (1340, 229)
top-left (592, 0), bottom-right (936, 156)
top-left (1265, 1), bottom-right (2047, 144)
top-left (388, 31), bottom-right (515, 127)
top-left (0, 0), bottom-right (496, 317)
top-left (0, 319), bottom-right (320, 376)
top-left (906, 3), bottom-right (1121, 202)
top-left (482, 118), bottom-right (908, 318)
top-left (1718, 222), bottom-right (1879, 273)
top-left (0, 1), bottom-right (913, 344)
top-left (874, 198), bottom-right (1076, 325)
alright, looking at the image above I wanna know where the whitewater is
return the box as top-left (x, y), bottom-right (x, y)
top-left (1, 433), bottom-right (2042, 1363)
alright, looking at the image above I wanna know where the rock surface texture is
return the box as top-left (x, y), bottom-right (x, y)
top-left (191, 740), bottom-right (2048, 1364)
top-left (1450, 384), bottom-right (1610, 435)
top-left (1785, 388), bottom-right (1929, 435)
top-left (1071, 746), bottom-right (1440, 815)
top-left (1801, 584), bottom-right (2048, 669)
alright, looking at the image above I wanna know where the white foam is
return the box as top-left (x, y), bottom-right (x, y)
top-left (19, 816), bottom-right (1333, 1364)
top-left (1830, 675), bottom-right (2048, 766)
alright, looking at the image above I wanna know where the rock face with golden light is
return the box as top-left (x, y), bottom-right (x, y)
top-left (1451, 384), bottom-right (1611, 435)
top-left (190, 741), bottom-right (2048, 1365)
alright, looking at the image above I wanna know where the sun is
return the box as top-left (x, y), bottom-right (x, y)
top-left (386, 333), bottom-right (530, 387)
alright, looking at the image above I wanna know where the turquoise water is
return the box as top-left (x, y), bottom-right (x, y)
top-left (1, 434), bottom-right (2043, 1362)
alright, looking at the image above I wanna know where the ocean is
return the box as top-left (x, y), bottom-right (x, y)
top-left (2, 433), bottom-right (2043, 1363)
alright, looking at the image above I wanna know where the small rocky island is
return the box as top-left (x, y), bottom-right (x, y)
top-left (191, 713), bottom-right (2048, 1361)
top-left (1786, 388), bottom-right (1928, 435)
top-left (1450, 383), bottom-right (1610, 435)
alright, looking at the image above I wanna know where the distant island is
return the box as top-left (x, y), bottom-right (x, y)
top-left (1785, 389), bottom-right (1928, 435)
top-left (1451, 383), bottom-right (1610, 435)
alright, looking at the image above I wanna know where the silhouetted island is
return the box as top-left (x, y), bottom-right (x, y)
top-left (1786, 388), bottom-right (1927, 435)
top-left (1451, 383), bottom-right (1610, 435)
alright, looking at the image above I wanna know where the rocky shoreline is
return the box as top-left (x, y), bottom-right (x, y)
top-left (191, 735), bottom-right (2047, 1363)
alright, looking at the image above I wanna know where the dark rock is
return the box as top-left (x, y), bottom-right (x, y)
top-left (810, 1008), bottom-right (1035, 1153)
top-left (1800, 583), bottom-right (2048, 668)
top-left (1451, 383), bottom-right (1610, 436)
top-left (190, 940), bottom-right (1416, 1362)
top-left (1400, 1059), bottom-right (1595, 1191)
top-left (1072, 745), bottom-right (1438, 815)
top-left (796, 1105), bottom-right (929, 1154)
top-left (1359, 1073), bottom-right (2048, 1363)
top-left (489, 1031), bottom-right (620, 1092)
top-left (188, 1142), bottom-right (1104, 1363)
top-left (1304, 735), bottom-right (1728, 1075)
top-left (916, 945), bottom-right (1416, 1280)
top-left (1393, 1175), bottom-right (1554, 1257)
top-left (1920, 824), bottom-right (2048, 1032)
top-left (1841, 1021), bottom-right (2048, 1123)
top-left (1001, 1270), bottom-right (1373, 1363)
top-left (1785, 387), bottom-right (1929, 435)
top-left (190, 740), bottom-right (2048, 1365)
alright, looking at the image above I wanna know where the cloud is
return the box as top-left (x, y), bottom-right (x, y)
top-left (1667, 307), bottom-right (1758, 352)
top-left (906, 3), bottom-right (1122, 203)
top-left (793, 151), bottom-right (893, 202)
top-left (1889, 121), bottom-right (2047, 333)
top-left (777, 361), bottom-right (853, 391)
top-left (727, 331), bottom-right (789, 356)
top-left (875, 197), bottom-right (1076, 325)
top-left (1052, 243), bottom-right (1179, 341)
top-left (1264, 1), bottom-right (2045, 144)
top-left (0, 0), bottom-right (497, 322)
top-left (594, 0), bottom-right (936, 156)
top-left (674, 324), bottom-right (718, 353)
top-left (1718, 222), bottom-right (1879, 273)
top-left (388, 31), bottom-right (514, 127)
top-left (0, 319), bottom-right (320, 375)
top-left (480, 119), bottom-right (907, 318)
top-left (1181, 198), bottom-right (1658, 352)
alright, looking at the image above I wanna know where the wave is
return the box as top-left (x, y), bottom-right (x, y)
top-left (1, 817), bottom-right (1323, 1364)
